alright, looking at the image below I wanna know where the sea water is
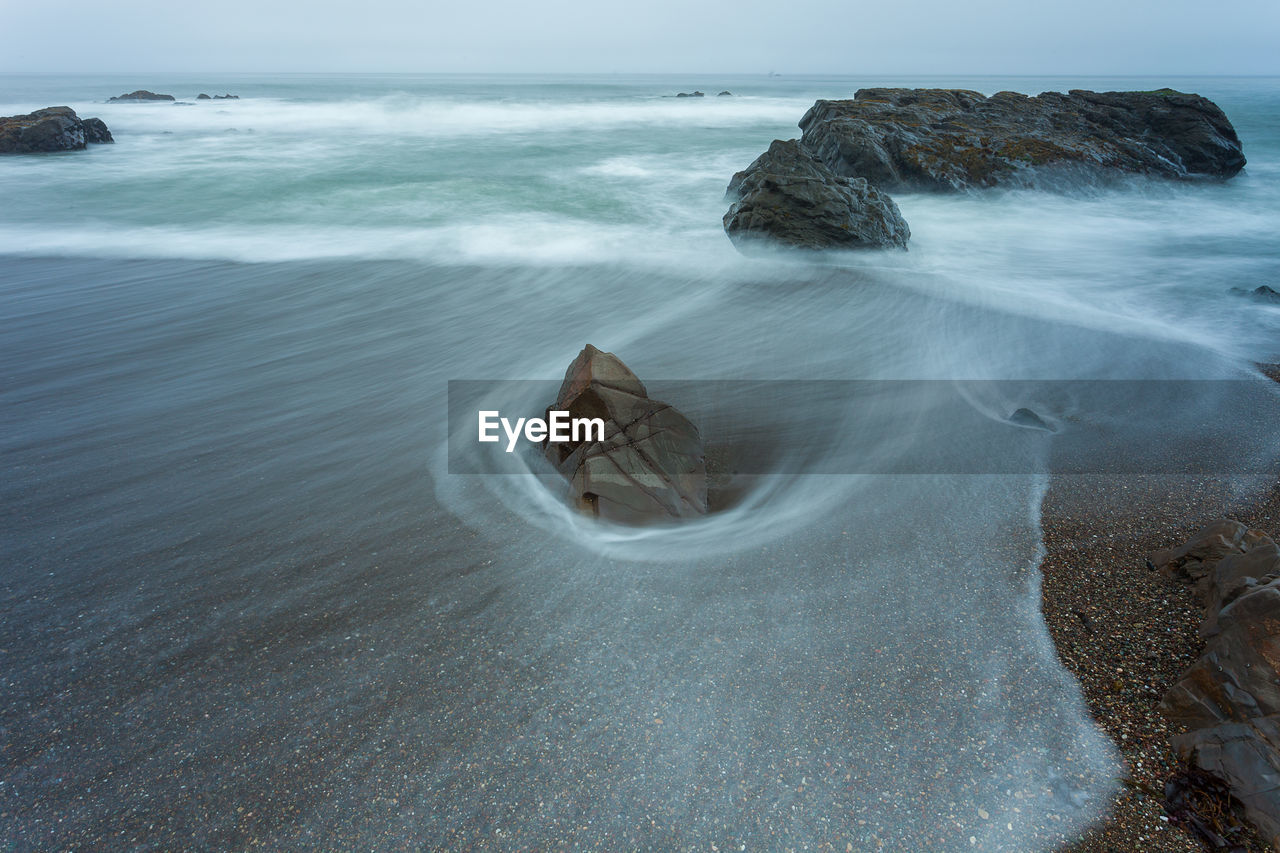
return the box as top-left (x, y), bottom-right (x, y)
top-left (2, 73), bottom-right (1280, 850)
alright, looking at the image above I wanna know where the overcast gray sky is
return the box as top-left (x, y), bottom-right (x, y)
top-left (3, 0), bottom-right (1278, 74)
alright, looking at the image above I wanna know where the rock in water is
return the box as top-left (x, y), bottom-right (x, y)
top-left (80, 117), bottom-right (113, 144)
top-left (0, 107), bottom-right (113, 154)
top-left (1229, 285), bottom-right (1280, 304)
top-left (1008, 407), bottom-right (1055, 432)
top-left (723, 139), bottom-right (910, 251)
top-left (197, 93), bottom-right (211, 99)
top-left (799, 87), bottom-right (1246, 190)
top-left (1151, 520), bottom-right (1280, 848)
top-left (109, 90), bottom-right (175, 101)
top-left (543, 345), bottom-right (707, 524)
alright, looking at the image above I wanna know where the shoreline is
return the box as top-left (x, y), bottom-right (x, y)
top-left (1042, 473), bottom-right (1279, 852)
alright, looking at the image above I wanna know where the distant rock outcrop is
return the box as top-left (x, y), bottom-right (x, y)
top-left (1152, 520), bottom-right (1280, 848)
top-left (543, 345), bottom-right (707, 524)
top-left (717, 91), bottom-right (732, 97)
top-left (723, 139), bottom-right (909, 251)
top-left (0, 107), bottom-right (113, 154)
top-left (676, 91), bottom-right (705, 98)
top-left (109, 90), bottom-right (175, 101)
top-left (724, 87), bottom-right (1245, 252)
top-left (197, 94), bottom-right (211, 100)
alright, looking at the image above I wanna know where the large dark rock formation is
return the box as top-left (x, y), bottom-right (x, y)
top-left (0, 107), bottom-right (113, 154)
top-left (724, 139), bottom-right (909, 251)
top-left (109, 90), bottom-right (175, 101)
top-left (1151, 520), bottom-right (1280, 848)
top-left (800, 88), bottom-right (1246, 191)
top-left (724, 87), bottom-right (1245, 252)
top-left (543, 345), bottom-right (707, 524)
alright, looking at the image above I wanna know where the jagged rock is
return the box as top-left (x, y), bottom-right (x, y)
top-left (723, 87), bottom-right (1243, 254)
top-left (799, 87), bottom-right (1246, 191)
top-left (0, 107), bottom-right (112, 154)
top-left (723, 139), bottom-right (909, 251)
top-left (543, 345), bottom-right (707, 524)
top-left (109, 90), bottom-right (175, 101)
top-left (213, 94), bottom-right (239, 99)
top-left (676, 91), bottom-right (705, 98)
top-left (1152, 520), bottom-right (1280, 848)
top-left (1229, 285), bottom-right (1280, 304)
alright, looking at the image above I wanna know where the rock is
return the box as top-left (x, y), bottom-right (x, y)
top-left (543, 345), bottom-right (707, 524)
top-left (0, 107), bottom-right (112, 154)
top-left (1229, 285), bottom-right (1280, 304)
top-left (1152, 520), bottom-right (1280, 848)
top-left (718, 91), bottom-right (732, 97)
top-left (1008, 407), bottom-right (1055, 432)
top-left (676, 91), bottom-right (705, 98)
top-left (723, 139), bottom-right (910, 251)
top-left (80, 117), bottom-right (113, 144)
top-left (213, 94), bottom-right (239, 99)
top-left (109, 90), bottom-right (175, 101)
top-left (197, 93), bottom-right (211, 100)
top-left (798, 87), bottom-right (1245, 191)
top-left (723, 87), bottom-right (1243, 254)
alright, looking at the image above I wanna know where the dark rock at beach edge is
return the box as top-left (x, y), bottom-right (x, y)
top-left (1151, 521), bottom-right (1280, 849)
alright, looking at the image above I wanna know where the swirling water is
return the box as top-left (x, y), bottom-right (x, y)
top-left (2, 73), bottom-right (1280, 850)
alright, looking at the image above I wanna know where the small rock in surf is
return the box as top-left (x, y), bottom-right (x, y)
top-left (543, 345), bottom-right (708, 524)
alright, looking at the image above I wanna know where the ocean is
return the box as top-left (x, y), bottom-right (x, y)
top-left (2, 73), bottom-right (1279, 850)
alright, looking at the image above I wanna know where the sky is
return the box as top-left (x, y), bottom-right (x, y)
top-left (2, 0), bottom-right (1279, 75)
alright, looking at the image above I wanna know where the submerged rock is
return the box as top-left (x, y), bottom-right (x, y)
top-left (718, 91), bottom-right (732, 97)
top-left (1229, 285), bottom-right (1280, 304)
top-left (0, 107), bottom-right (113, 154)
top-left (675, 91), bottom-right (705, 98)
top-left (197, 93), bottom-right (211, 100)
top-left (1008, 407), bottom-right (1055, 432)
top-left (109, 90), bottom-right (175, 101)
top-left (1151, 520), bottom-right (1280, 848)
top-left (723, 139), bottom-right (909, 251)
top-left (543, 345), bottom-right (707, 524)
top-left (799, 87), bottom-right (1246, 190)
